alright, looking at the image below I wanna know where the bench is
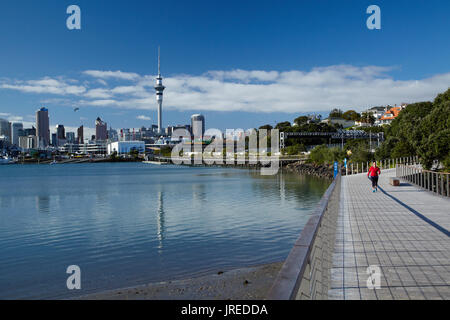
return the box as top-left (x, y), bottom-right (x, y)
top-left (390, 177), bottom-right (400, 186)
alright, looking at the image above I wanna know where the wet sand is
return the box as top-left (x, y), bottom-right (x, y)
top-left (77, 262), bottom-right (283, 300)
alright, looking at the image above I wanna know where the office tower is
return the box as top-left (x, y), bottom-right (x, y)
top-left (0, 118), bottom-right (11, 142)
top-left (77, 125), bottom-right (84, 144)
top-left (95, 117), bottom-right (108, 141)
top-left (191, 114), bottom-right (205, 138)
top-left (11, 122), bottom-right (23, 146)
top-left (36, 107), bottom-right (50, 148)
top-left (56, 125), bottom-right (65, 140)
top-left (24, 127), bottom-right (36, 137)
top-left (66, 132), bottom-right (75, 143)
top-left (154, 47), bottom-right (165, 134)
top-left (19, 135), bottom-right (37, 150)
top-left (55, 124), bottom-right (66, 147)
top-left (108, 128), bottom-right (118, 142)
top-left (51, 133), bottom-right (57, 146)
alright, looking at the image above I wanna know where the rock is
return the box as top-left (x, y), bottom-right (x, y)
top-left (285, 161), bottom-right (333, 180)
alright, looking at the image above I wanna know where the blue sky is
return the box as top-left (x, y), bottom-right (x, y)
top-left (0, 0), bottom-right (449, 134)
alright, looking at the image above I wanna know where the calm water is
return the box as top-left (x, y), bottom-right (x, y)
top-left (0, 163), bottom-right (329, 299)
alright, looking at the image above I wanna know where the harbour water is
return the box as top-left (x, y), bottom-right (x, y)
top-left (0, 163), bottom-right (329, 299)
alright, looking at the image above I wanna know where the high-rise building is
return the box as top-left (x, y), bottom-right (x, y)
top-left (95, 117), bottom-right (108, 141)
top-left (77, 125), bottom-right (84, 144)
top-left (19, 135), bottom-right (37, 150)
top-left (56, 125), bottom-right (65, 140)
top-left (54, 125), bottom-right (66, 147)
top-left (154, 47), bottom-right (165, 134)
top-left (0, 118), bottom-right (11, 142)
top-left (51, 133), bottom-right (57, 146)
top-left (36, 107), bottom-right (50, 148)
top-left (191, 114), bottom-right (205, 138)
top-left (66, 132), bottom-right (76, 143)
top-left (108, 128), bottom-right (118, 142)
top-left (24, 127), bottom-right (36, 137)
top-left (11, 122), bottom-right (23, 146)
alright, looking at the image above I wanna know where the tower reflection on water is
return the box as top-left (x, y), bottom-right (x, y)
top-left (156, 190), bottom-right (165, 251)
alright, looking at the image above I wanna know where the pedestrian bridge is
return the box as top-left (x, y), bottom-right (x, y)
top-left (268, 168), bottom-right (450, 300)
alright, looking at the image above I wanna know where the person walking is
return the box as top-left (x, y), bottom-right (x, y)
top-left (368, 161), bottom-right (381, 192)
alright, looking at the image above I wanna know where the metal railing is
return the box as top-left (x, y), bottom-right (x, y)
top-left (267, 172), bottom-right (341, 300)
top-left (345, 156), bottom-right (419, 175)
top-left (396, 164), bottom-right (450, 197)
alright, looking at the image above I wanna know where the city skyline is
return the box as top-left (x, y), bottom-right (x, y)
top-left (0, 0), bottom-right (449, 131)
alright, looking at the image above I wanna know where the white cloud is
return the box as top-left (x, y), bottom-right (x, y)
top-left (83, 70), bottom-right (140, 81)
top-left (84, 88), bottom-right (113, 99)
top-left (1, 66), bottom-right (449, 115)
top-left (136, 115), bottom-right (151, 121)
top-left (1, 77), bottom-right (86, 95)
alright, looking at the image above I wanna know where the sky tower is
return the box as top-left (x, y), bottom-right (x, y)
top-left (155, 47), bottom-right (165, 134)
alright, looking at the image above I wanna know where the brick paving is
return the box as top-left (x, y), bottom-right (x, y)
top-left (328, 169), bottom-right (450, 300)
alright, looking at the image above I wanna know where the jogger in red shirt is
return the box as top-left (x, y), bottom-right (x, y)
top-left (368, 161), bottom-right (381, 192)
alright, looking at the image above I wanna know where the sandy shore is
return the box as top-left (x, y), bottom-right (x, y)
top-left (76, 262), bottom-right (283, 300)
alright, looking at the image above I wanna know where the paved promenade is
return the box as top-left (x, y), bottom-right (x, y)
top-left (328, 169), bottom-right (450, 300)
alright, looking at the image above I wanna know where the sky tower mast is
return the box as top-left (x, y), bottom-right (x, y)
top-left (155, 47), bottom-right (165, 134)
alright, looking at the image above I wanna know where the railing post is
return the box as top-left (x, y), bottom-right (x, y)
top-left (447, 174), bottom-right (449, 197)
top-left (420, 170), bottom-right (423, 188)
top-left (433, 172), bottom-right (436, 194)
top-left (357, 162), bottom-right (359, 174)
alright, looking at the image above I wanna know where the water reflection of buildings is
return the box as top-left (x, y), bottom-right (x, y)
top-left (36, 195), bottom-right (51, 214)
top-left (192, 183), bottom-right (206, 202)
top-left (279, 170), bottom-right (286, 203)
top-left (156, 190), bottom-right (165, 251)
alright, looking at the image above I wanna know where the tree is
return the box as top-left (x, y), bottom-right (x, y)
top-left (360, 112), bottom-right (376, 125)
top-left (129, 149), bottom-right (139, 159)
top-left (294, 116), bottom-right (309, 126)
top-left (284, 143), bottom-right (306, 155)
top-left (329, 108), bottom-right (344, 118)
top-left (376, 88), bottom-right (450, 170)
top-left (110, 151), bottom-right (118, 161)
top-left (258, 124), bottom-right (273, 130)
top-left (342, 110), bottom-right (361, 121)
top-left (275, 121), bottom-right (291, 130)
top-left (414, 96), bottom-right (450, 169)
top-left (309, 145), bottom-right (346, 165)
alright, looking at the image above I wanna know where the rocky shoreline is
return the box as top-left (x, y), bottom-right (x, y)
top-left (285, 161), bottom-right (334, 180)
top-left (75, 262), bottom-right (283, 300)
